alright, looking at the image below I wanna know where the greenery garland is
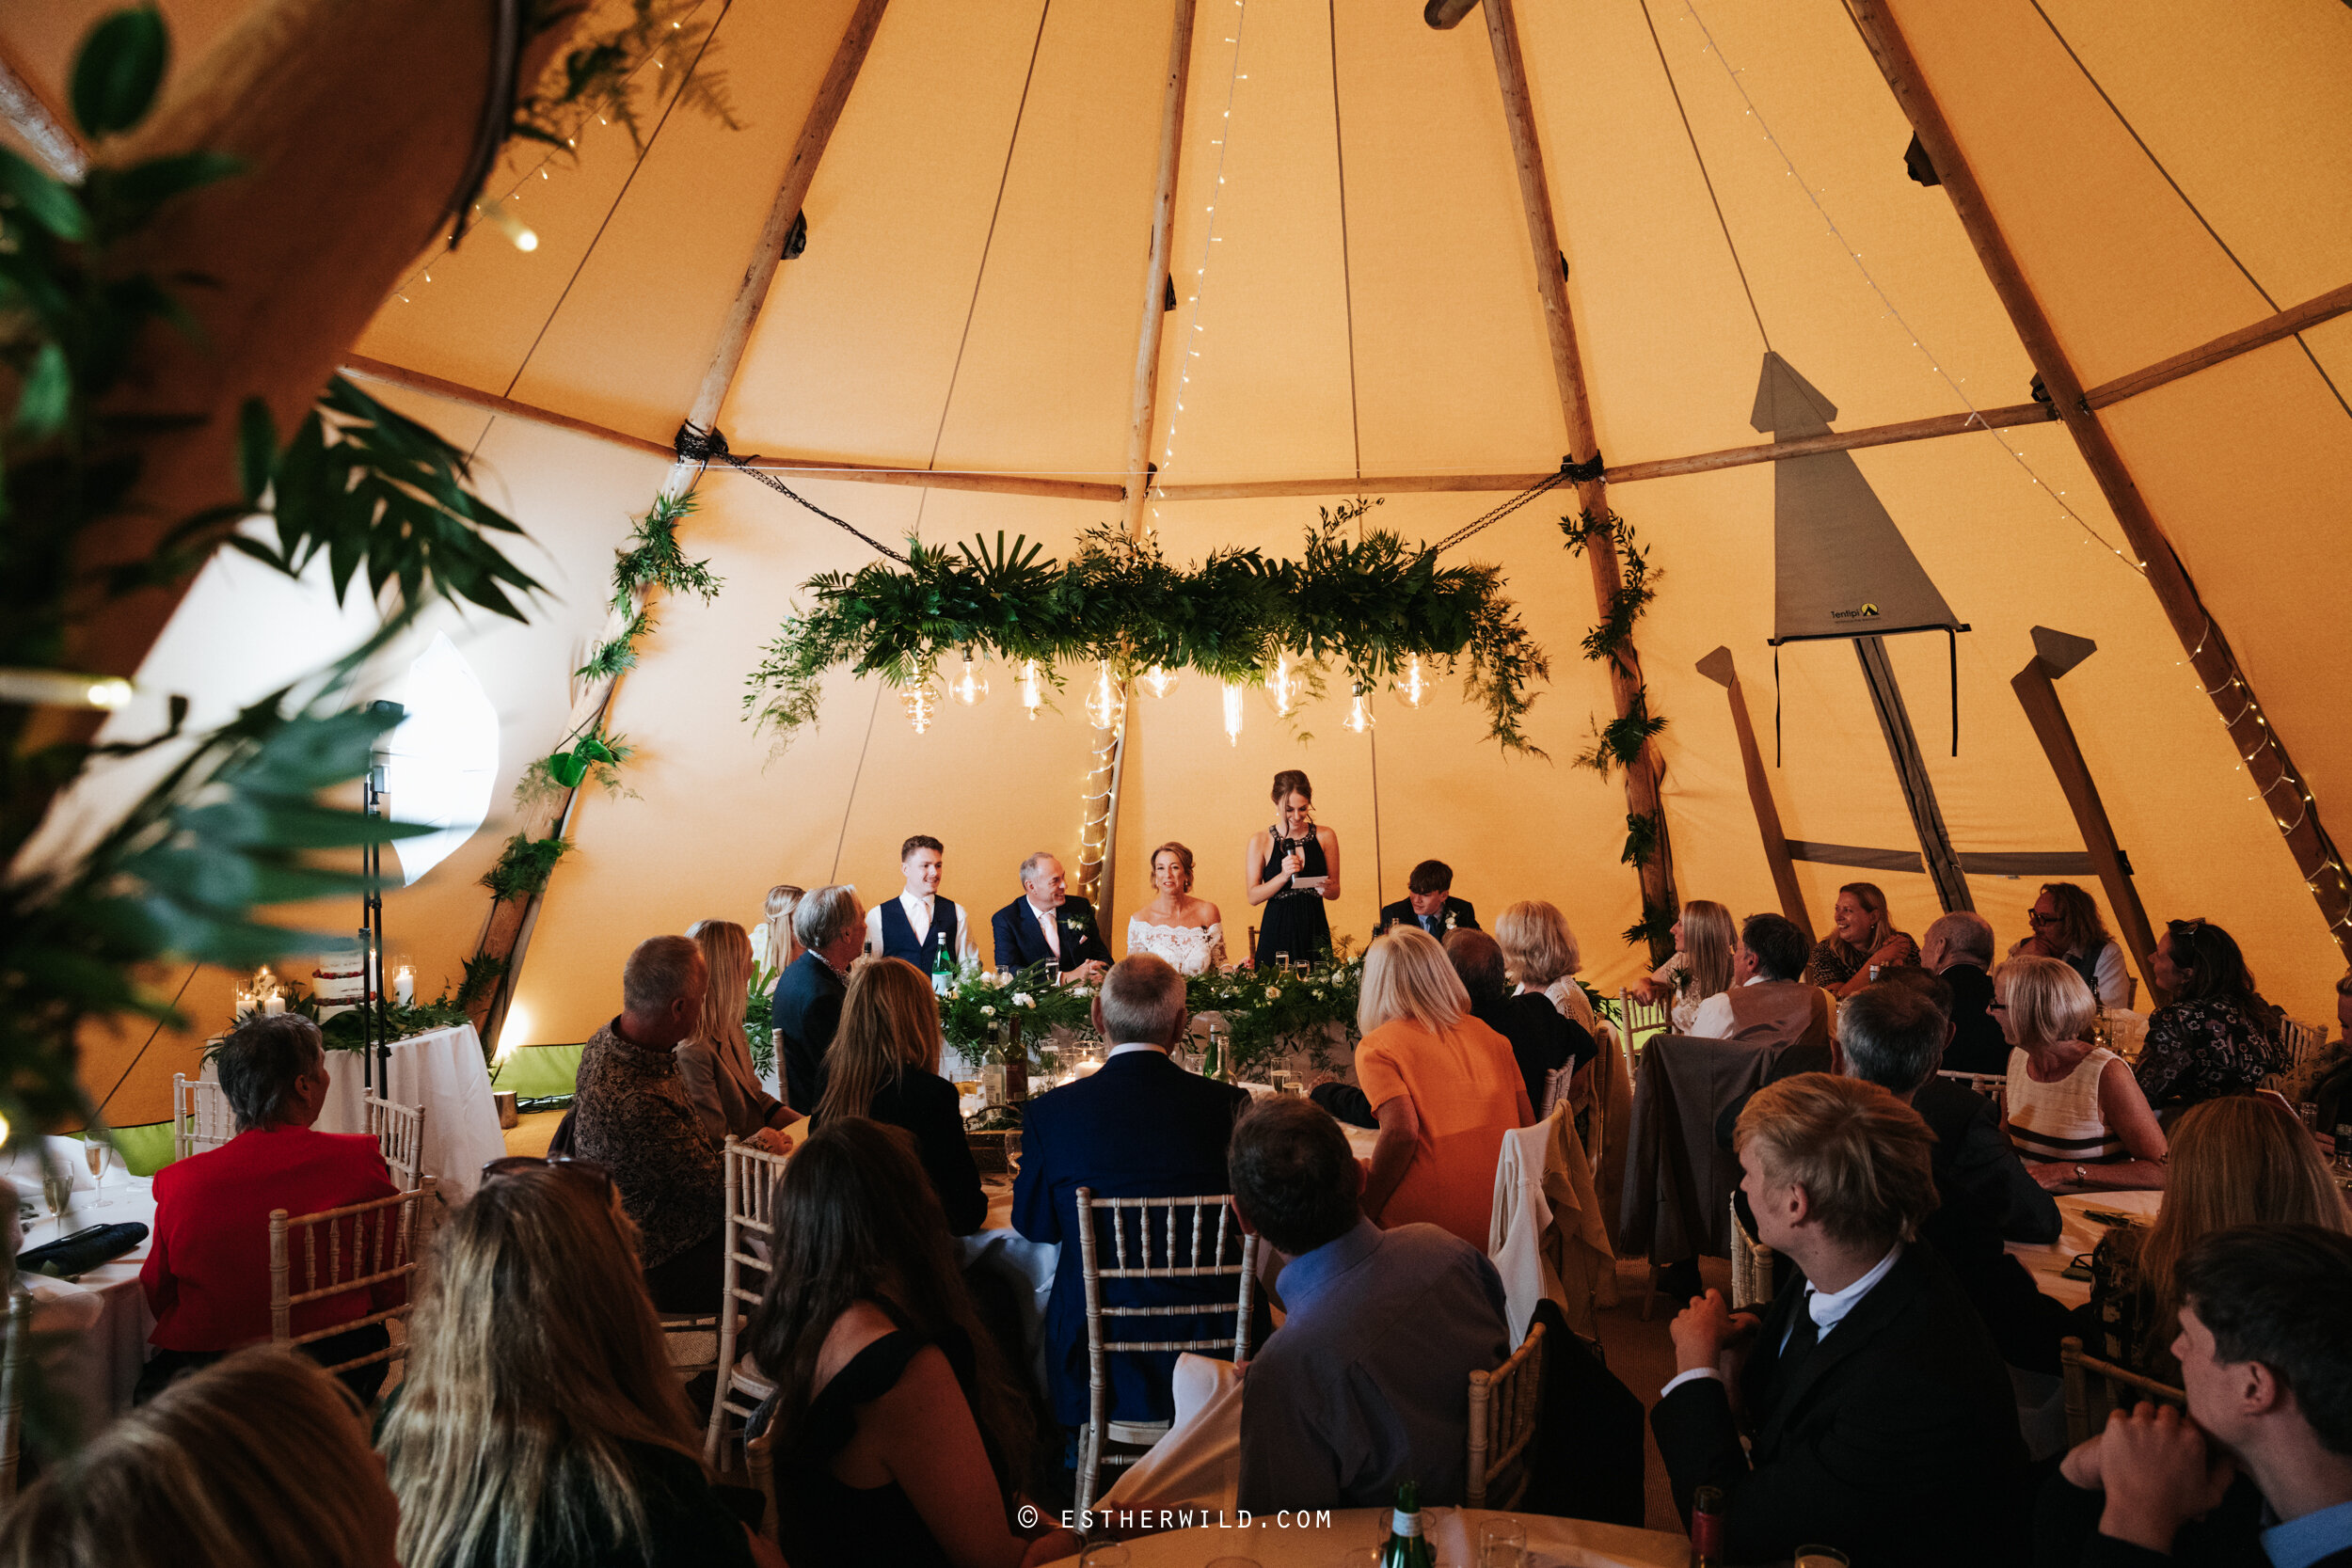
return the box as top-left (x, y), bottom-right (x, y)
top-left (511, 0), bottom-right (741, 161)
top-left (1562, 508), bottom-right (1677, 953)
top-left (744, 499), bottom-right (1552, 754)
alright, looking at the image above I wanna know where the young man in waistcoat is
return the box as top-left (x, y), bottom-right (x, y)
top-left (864, 835), bottom-right (978, 979)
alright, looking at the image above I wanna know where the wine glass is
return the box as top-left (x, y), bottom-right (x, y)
top-left (82, 1138), bottom-right (112, 1209)
top-left (1477, 1516), bottom-right (1527, 1567)
top-left (1079, 1543), bottom-right (1131, 1568)
top-left (1794, 1548), bottom-right (1851, 1568)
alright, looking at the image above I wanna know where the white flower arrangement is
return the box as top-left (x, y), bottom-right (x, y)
top-left (1265, 985), bottom-right (1281, 1001)
top-left (1011, 992), bottom-right (1034, 1008)
top-left (980, 1005), bottom-right (996, 1017)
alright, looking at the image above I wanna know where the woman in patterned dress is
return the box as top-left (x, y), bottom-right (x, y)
top-left (2136, 918), bottom-right (2286, 1112)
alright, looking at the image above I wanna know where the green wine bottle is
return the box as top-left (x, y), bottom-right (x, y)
top-left (1379, 1481), bottom-right (1435, 1568)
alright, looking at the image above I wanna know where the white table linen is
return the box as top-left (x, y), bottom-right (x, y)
top-left (2005, 1188), bottom-right (2162, 1308)
top-left (18, 1176), bottom-right (160, 1428)
top-left (1101, 1352), bottom-right (1243, 1510)
top-left (203, 1022), bottom-right (505, 1198)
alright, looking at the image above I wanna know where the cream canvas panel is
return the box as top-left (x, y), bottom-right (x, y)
top-left (353, 0), bottom-right (865, 439)
top-left (1902, 0), bottom-right (2352, 979)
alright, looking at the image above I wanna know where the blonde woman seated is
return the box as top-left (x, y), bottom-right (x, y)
top-left (680, 919), bottom-right (798, 1152)
top-left (1355, 927), bottom-right (1533, 1249)
top-left (760, 883), bottom-right (806, 973)
top-left (381, 1161), bottom-right (778, 1568)
top-left (1629, 899), bottom-right (1737, 1035)
top-left (1125, 840), bottom-right (1226, 974)
top-left (0, 1348), bottom-right (398, 1568)
top-left (2082, 1095), bottom-right (2350, 1383)
top-left (1495, 898), bottom-right (1599, 1036)
top-left (1998, 954), bottom-right (2168, 1192)
top-left (815, 957), bottom-right (988, 1236)
top-left (747, 1118), bottom-right (1077, 1568)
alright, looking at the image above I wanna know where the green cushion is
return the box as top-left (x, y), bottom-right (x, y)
top-left (84, 1122), bottom-right (177, 1178)
top-left (493, 1043), bottom-right (582, 1101)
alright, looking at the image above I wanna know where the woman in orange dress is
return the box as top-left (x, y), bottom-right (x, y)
top-left (1352, 927), bottom-right (1534, 1249)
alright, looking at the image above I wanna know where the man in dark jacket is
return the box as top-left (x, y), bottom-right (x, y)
top-left (1924, 911), bottom-right (2010, 1075)
top-left (1013, 955), bottom-right (1249, 1432)
top-left (2036, 1225), bottom-right (2352, 1568)
top-left (1375, 859), bottom-right (1479, 941)
top-left (772, 883), bottom-right (863, 1113)
top-left (1655, 1073), bottom-right (2026, 1568)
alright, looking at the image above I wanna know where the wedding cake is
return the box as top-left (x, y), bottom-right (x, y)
top-left (312, 934), bottom-right (369, 1021)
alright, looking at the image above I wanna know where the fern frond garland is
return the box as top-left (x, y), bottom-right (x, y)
top-left (1563, 507), bottom-right (1677, 955)
top-left (743, 501), bottom-right (1552, 755)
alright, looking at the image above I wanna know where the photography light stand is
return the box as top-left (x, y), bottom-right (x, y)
top-left (360, 699), bottom-right (405, 1095)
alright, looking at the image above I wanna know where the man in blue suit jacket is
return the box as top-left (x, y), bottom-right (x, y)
top-left (991, 851), bottom-right (1114, 980)
top-left (771, 884), bottom-right (863, 1113)
top-left (1013, 954), bottom-right (1249, 1432)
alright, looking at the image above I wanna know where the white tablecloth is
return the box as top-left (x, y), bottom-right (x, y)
top-left (1043, 1504), bottom-right (1689, 1566)
top-left (17, 1174), bottom-right (160, 1429)
top-left (2005, 1189), bottom-right (2163, 1308)
top-left (205, 1023), bottom-right (506, 1198)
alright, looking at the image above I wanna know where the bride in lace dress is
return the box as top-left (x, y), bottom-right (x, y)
top-left (1125, 842), bottom-right (1228, 975)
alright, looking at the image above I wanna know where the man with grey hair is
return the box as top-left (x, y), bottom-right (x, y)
top-left (990, 851), bottom-right (1112, 983)
top-left (137, 1013), bottom-right (397, 1402)
top-left (1920, 910), bottom-right (2005, 1073)
top-left (771, 883), bottom-right (865, 1112)
top-left (1841, 979), bottom-right (2063, 1319)
top-left (1013, 954), bottom-right (1250, 1435)
top-left (575, 934), bottom-right (726, 1312)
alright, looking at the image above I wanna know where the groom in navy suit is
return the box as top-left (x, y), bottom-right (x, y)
top-left (991, 851), bottom-right (1113, 981)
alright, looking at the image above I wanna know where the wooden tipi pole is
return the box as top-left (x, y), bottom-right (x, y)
top-left (475, 0), bottom-right (894, 1047)
top-left (1848, 0), bottom-right (2352, 963)
top-left (1078, 0), bottom-right (1200, 920)
top-left (1481, 0), bottom-right (1680, 956)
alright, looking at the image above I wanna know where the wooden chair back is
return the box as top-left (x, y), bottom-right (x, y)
top-left (703, 1135), bottom-right (793, 1466)
top-left (2060, 1335), bottom-right (2186, 1447)
top-left (1729, 1196), bottom-right (1775, 1311)
top-left (1936, 1069), bottom-right (2008, 1112)
top-left (1467, 1320), bottom-right (1547, 1509)
top-left (363, 1093), bottom-right (427, 1191)
top-left (1616, 989), bottom-right (1673, 1066)
top-left (268, 1186), bottom-right (431, 1381)
top-left (1073, 1187), bottom-right (1258, 1513)
top-left (173, 1072), bottom-right (236, 1164)
top-left (0, 1289), bottom-right (30, 1507)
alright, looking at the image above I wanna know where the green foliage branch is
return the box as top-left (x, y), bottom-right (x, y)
top-left (744, 498), bottom-right (1551, 755)
top-left (1, 9), bottom-right (547, 1222)
top-left (512, 0), bottom-right (742, 160)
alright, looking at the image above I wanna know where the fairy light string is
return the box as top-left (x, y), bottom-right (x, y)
top-left (1677, 0), bottom-right (2350, 943)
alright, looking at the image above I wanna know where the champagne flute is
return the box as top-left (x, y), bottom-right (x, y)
top-left (82, 1137), bottom-right (112, 1209)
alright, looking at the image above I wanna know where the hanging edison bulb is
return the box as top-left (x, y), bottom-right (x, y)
top-left (1084, 661), bottom-right (1125, 730)
top-left (1019, 659), bottom-right (1044, 721)
top-left (946, 649), bottom-right (989, 707)
top-left (1223, 682), bottom-right (1246, 747)
top-left (1343, 682), bottom-right (1375, 735)
top-left (1394, 652), bottom-right (1433, 709)
top-left (1263, 651), bottom-right (1299, 718)
top-left (899, 681), bottom-right (942, 736)
top-left (1137, 663), bottom-right (1181, 699)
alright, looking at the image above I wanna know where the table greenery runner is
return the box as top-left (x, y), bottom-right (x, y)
top-left (744, 500), bottom-right (1553, 754)
top-left (937, 947), bottom-right (1365, 1085)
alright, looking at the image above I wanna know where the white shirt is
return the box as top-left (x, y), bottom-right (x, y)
top-left (864, 891), bottom-right (978, 968)
top-left (1107, 1042), bottom-right (1168, 1060)
top-left (1689, 974), bottom-right (1766, 1040)
top-left (1661, 1243), bottom-right (1903, 1399)
top-left (1030, 898), bottom-right (1061, 960)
